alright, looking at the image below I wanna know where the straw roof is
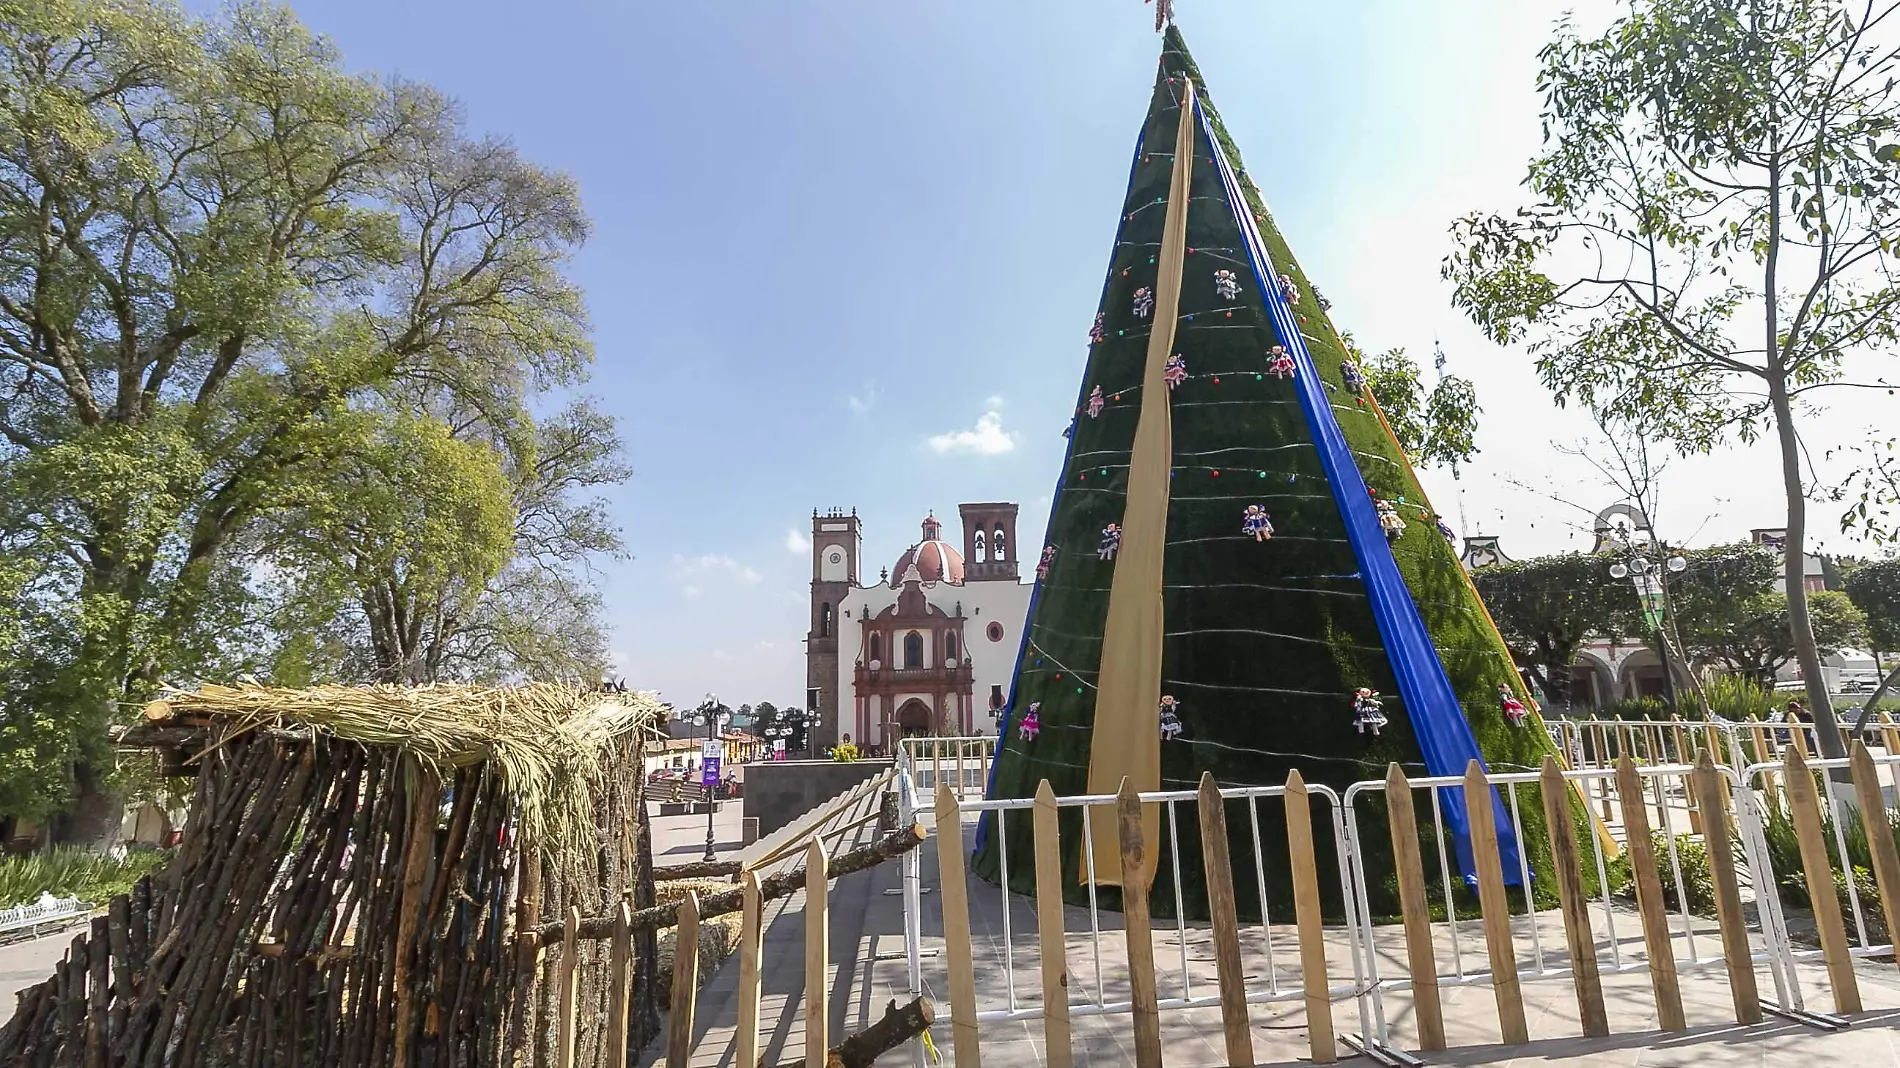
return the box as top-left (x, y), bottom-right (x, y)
top-left (144, 682), bottom-right (664, 868)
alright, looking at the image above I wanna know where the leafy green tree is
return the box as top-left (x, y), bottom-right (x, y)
top-left (1679, 589), bottom-right (1866, 684)
top-left (262, 399), bottom-right (624, 684)
top-left (0, 2), bottom-right (592, 836)
top-left (1471, 553), bottom-right (1629, 705)
top-left (1846, 559), bottom-right (1900, 653)
top-left (1845, 558), bottom-right (1900, 712)
top-left (1344, 335), bottom-right (1481, 468)
top-left (1444, 0), bottom-right (1900, 757)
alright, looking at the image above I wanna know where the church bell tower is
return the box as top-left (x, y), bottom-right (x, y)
top-left (806, 507), bottom-right (860, 748)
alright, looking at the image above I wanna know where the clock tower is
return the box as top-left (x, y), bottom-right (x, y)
top-left (806, 508), bottom-right (860, 748)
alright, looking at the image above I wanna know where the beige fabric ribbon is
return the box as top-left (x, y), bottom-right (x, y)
top-left (1085, 79), bottom-right (1196, 889)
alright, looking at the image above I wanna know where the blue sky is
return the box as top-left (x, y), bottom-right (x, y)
top-left (284, 1), bottom-right (1887, 708)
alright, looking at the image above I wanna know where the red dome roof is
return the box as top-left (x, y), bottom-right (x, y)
top-left (891, 514), bottom-right (964, 587)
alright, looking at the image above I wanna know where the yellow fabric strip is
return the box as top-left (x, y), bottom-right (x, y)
top-left (1085, 80), bottom-right (1196, 889)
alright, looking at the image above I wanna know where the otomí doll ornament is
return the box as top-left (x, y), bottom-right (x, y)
top-left (1498, 685), bottom-right (1529, 727)
top-left (1158, 696), bottom-right (1185, 741)
top-left (1352, 688), bottom-right (1388, 736)
top-left (1018, 701), bottom-right (1042, 740)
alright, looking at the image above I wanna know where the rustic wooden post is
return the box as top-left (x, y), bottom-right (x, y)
top-left (1690, 752), bottom-right (1761, 1024)
top-left (935, 783), bottom-right (981, 1067)
top-left (1116, 778), bottom-right (1163, 1068)
top-left (666, 891), bottom-right (701, 1067)
top-left (1383, 764), bottom-right (1444, 1050)
top-left (737, 872), bottom-right (763, 1068)
top-left (1615, 757), bottom-right (1687, 1030)
top-left (1031, 781), bottom-right (1074, 1068)
top-left (607, 901), bottom-right (633, 1068)
top-left (1849, 740), bottom-right (1900, 963)
top-left (806, 841), bottom-right (830, 1067)
top-left (1784, 746), bottom-right (1863, 1012)
top-left (1284, 770), bottom-right (1334, 1064)
top-left (556, 905), bottom-right (579, 1068)
top-left (1538, 757), bottom-right (1607, 1037)
top-left (1197, 772), bottom-right (1254, 1066)
top-left (1463, 760), bottom-right (1527, 1044)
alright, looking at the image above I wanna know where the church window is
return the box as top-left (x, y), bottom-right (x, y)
top-left (992, 525), bottom-right (1008, 561)
top-left (869, 633), bottom-right (882, 664)
top-left (973, 530), bottom-right (986, 562)
top-left (904, 631), bottom-right (924, 669)
top-left (945, 631), bottom-right (958, 662)
top-left (990, 685), bottom-right (1004, 710)
top-left (819, 602), bottom-right (832, 638)
top-left (986, 621), bottom-right (1005, 643)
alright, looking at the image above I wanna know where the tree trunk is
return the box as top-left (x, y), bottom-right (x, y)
top-left (1768, 373), bottom-right (1845, 760)
top-left (53, 761), bottom-right (123, 851)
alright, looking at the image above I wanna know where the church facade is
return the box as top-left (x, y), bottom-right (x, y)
top-left (805, 504), bottom-right (1032, 751)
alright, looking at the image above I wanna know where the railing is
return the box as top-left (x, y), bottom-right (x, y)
top-left (896, 735), bottom-right (995, 800)
top-left (642, 736), bottom-right (1899, 1066)
top-left (0, 894), bottom-right (84, 936)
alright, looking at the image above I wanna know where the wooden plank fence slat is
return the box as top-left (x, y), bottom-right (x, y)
top-left (935, 783), bottom-right (981, 1067)
top-left (1691, 752), bottom-right (1761, 1024)
top-left (1032, 781), bottom-right (1074, 1068)
top-left (1464, 760), bottom-right (1528, 1045)
top-left (1850, 740), bottom-right (1900, 965)
top-left (1784, 746), bottom-right (1862, 1013)
top-left (1284, 770), bottom-right (1334, 1064)
top-left (666, 891), bottom-right (701, 1067)
top-left (556, 905), bottom-right (579, 1068)
top-left (607, 901), bottom-right (633, 1068)
top-left (1196, 772), bottom-right (1253, 1067)
top-left (1383, 764), bottom-right (1444, 1051)
top-left (1538, 757), bottom-right (1607, 1038)
top-left (806, 841), bottom-right (829, 1067)
top-left (1615, 756), bottom-right (1687, 1030)
top-left (1116, 778), bottom-right (1163, 1068)
top-left (737, 872), bottom-right (763, 1068)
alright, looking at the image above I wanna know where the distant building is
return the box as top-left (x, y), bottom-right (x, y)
top-left (1476, 508), bottom-right (1848, 709)
top-left (805, 505), bottom-right (1032, 751)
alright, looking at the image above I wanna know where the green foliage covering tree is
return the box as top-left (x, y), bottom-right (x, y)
top-left (1471, 554), bottom-right (1628, 705)
top-left (0, 1), bottom-right (616, 834)
top-left (1445, 0), bottom-right (1900, 758)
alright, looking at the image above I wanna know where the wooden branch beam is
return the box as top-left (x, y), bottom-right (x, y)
top-left (534, 823), bottom-right (925, 946)
top-left (652, 859), bottom-right (741, 882)
top-left (771, 996), bottom-right (934, 1068)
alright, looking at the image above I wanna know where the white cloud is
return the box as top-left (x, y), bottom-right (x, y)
top-left (786, 528), bottom-right (810, 553)
top-left (926, 407), bottom-right (1017, 456)
top-left (847, 381), bottom-right (878, 416)
top-left (682, 584), bottom-right (703, 599)
top-left (672, 553), bottom-right (762, 587)
top-left (984, 394), bottom-right (1005, 409)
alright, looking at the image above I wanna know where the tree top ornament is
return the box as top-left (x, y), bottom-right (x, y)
top-left (1147, 0), bottom-right (1175, 33)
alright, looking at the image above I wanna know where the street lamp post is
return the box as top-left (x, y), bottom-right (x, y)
top-left (691, 697), bottom-right (732, 863)
top-left (801, 708), bottom-right (822, 757)
top-left (1608, 546), bottom-right (1689, 711)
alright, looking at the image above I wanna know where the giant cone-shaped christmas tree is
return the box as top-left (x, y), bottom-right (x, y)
top-left (973, 26), bottom-right (1562, 916)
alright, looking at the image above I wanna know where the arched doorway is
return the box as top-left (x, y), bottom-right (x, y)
top-left (896, 699), bottom-right (933, 736)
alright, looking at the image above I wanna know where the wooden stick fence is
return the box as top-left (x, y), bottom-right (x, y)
top-left (893, 746), bottom-right (1892, 1067)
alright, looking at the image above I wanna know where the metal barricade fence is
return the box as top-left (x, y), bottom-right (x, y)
top-left (890, 747), bottom-right (1888, 1064)
top-left (1742, 747), bottom-right (1900, 1017)
top-left (897, 735), bottom-right (995, 799)
top-left (1338, 757), bottom-right (1817, 1052)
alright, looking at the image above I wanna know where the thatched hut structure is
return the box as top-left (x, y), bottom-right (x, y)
top-left (0, 682), bottom-right (666, 1068)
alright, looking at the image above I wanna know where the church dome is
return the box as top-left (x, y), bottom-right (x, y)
top-left (890, 514), bottom-right (964, 587)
